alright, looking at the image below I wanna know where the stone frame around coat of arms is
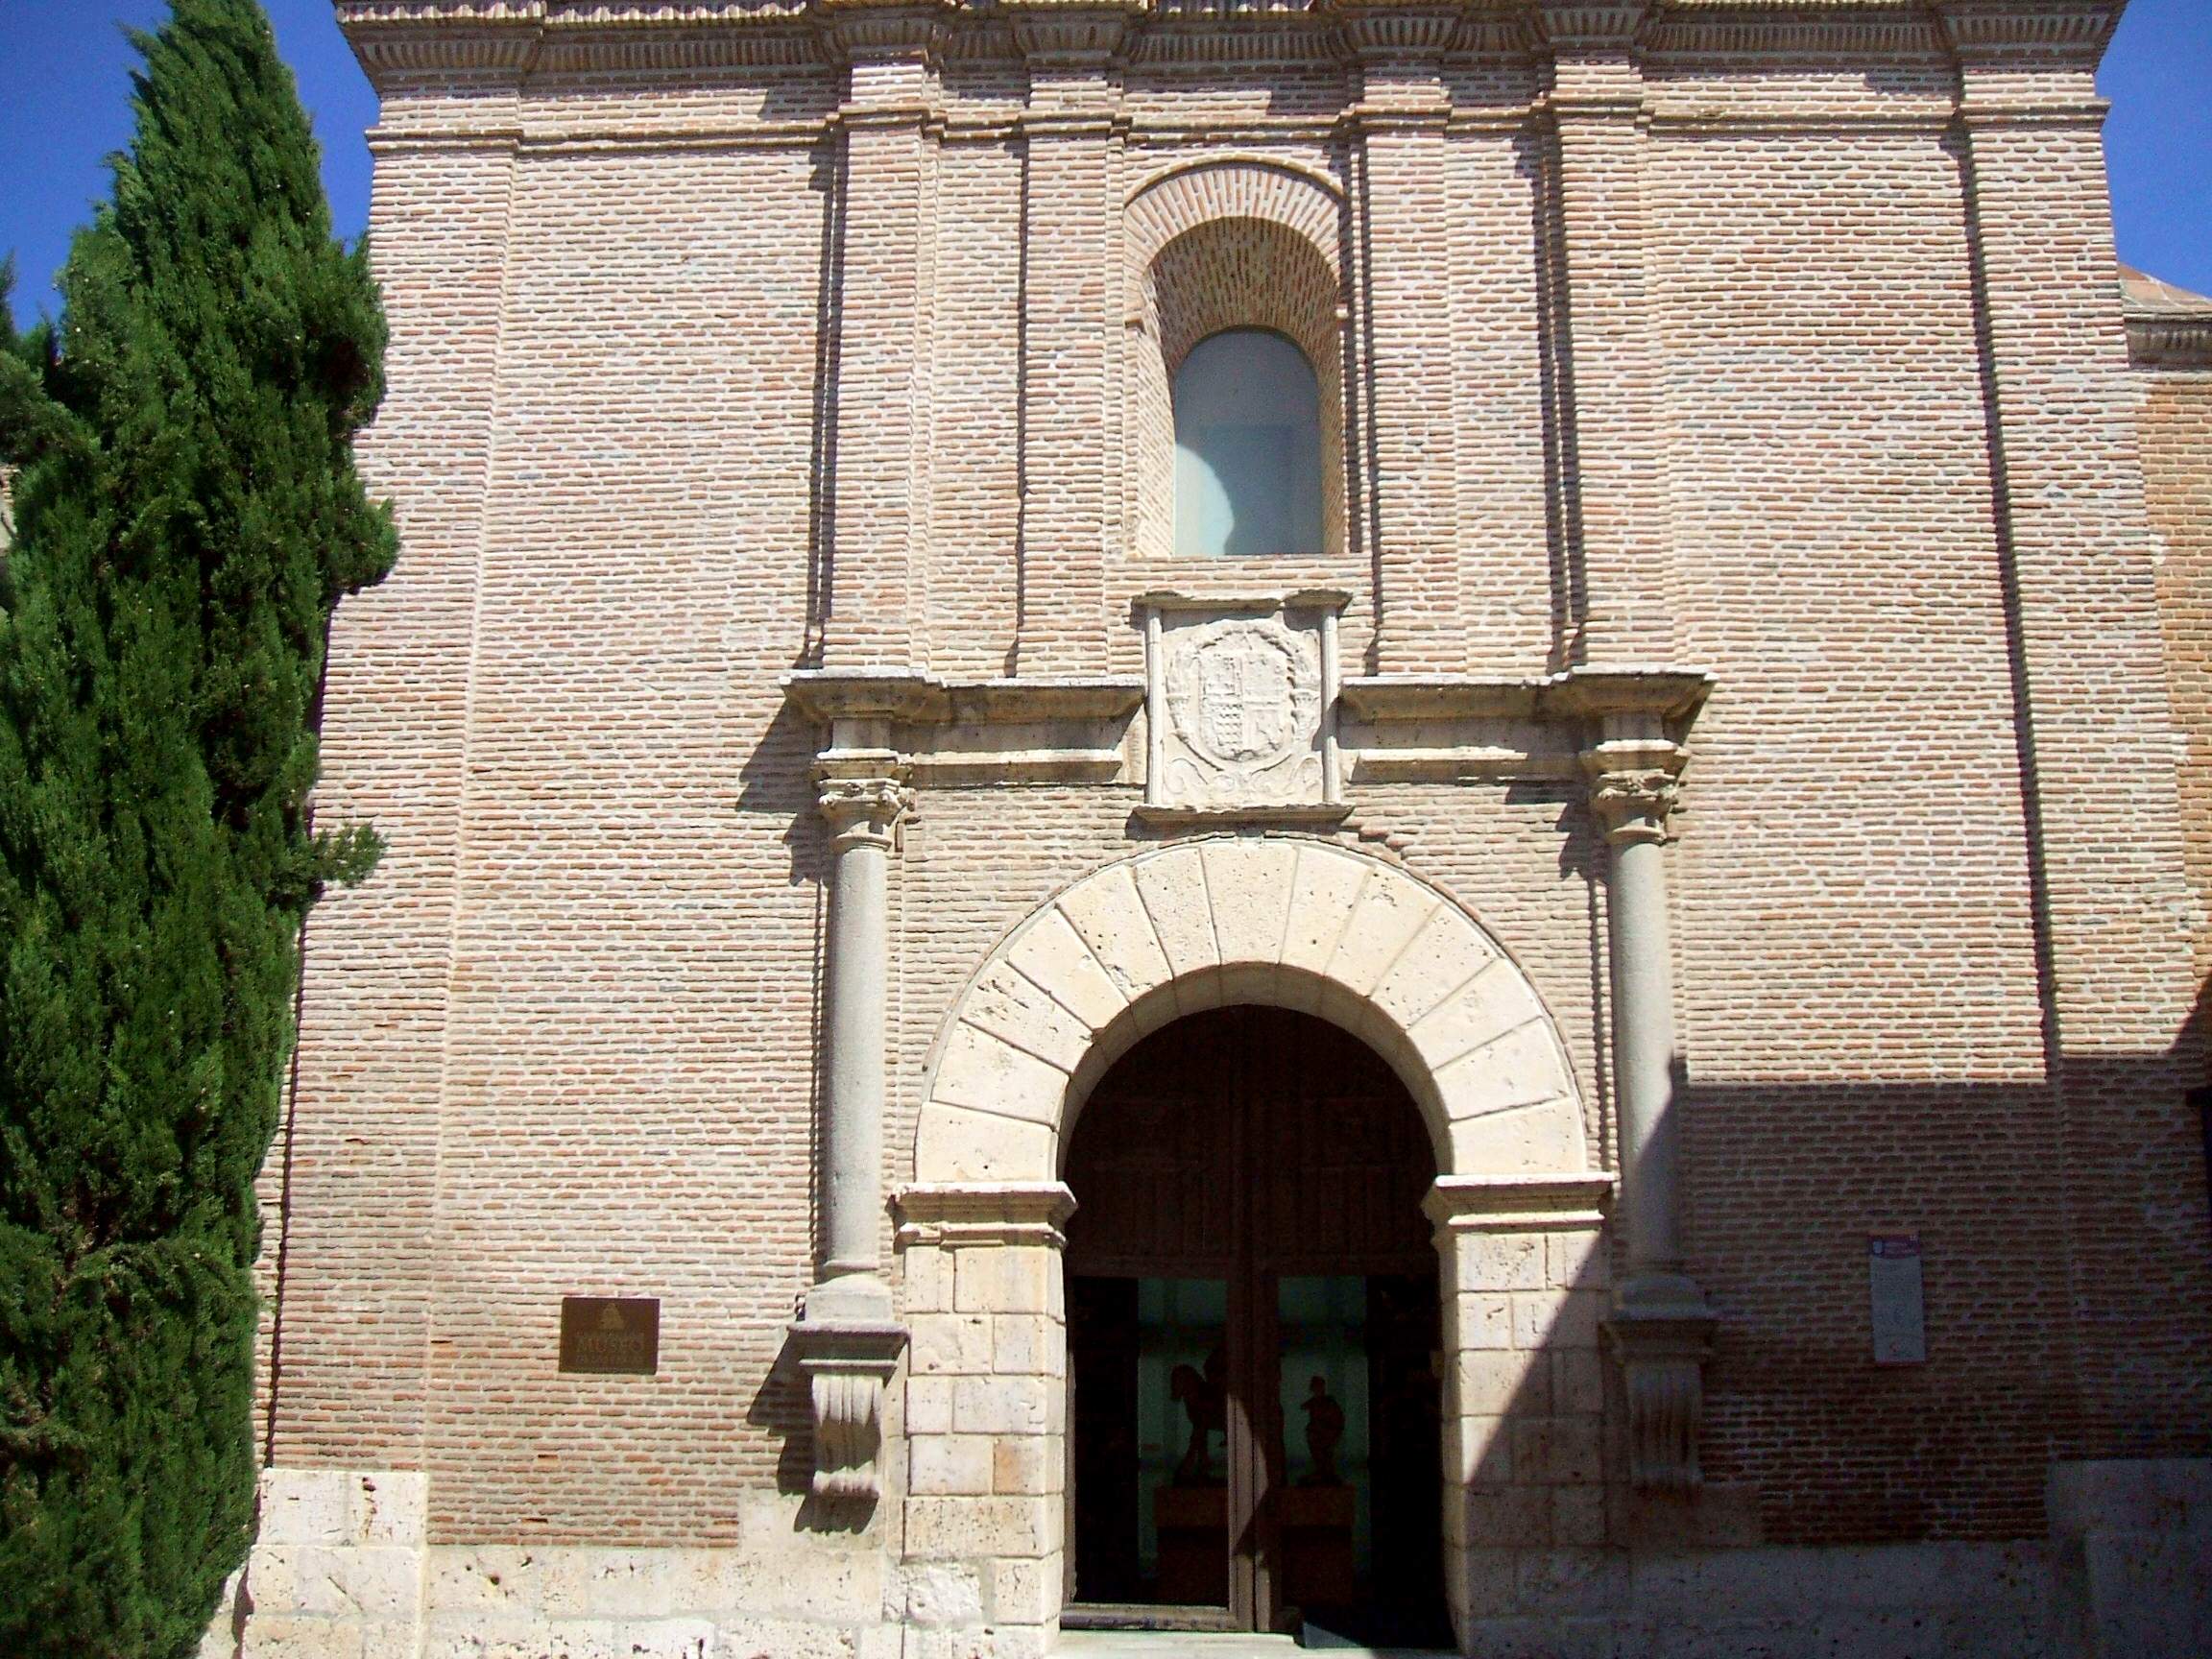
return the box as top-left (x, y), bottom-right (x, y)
top-left (1137, 589), bottom-right (1347, 823)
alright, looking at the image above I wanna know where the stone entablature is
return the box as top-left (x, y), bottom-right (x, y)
top-left (783, 661), bottom-right (1713, 799)
top-left (334, 2), bottom-right (2127, 81)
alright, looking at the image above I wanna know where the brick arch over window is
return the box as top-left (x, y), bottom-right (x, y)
top-left (1124, 156), bottom-right (1343, 276)
top-left (910, 836), bottom-right (1590, 1185)
top-left (1125, 160), bottom-right (1349, 560)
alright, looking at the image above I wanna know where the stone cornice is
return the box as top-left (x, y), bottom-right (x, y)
top-left (340, 2), bottom-right (2110, 85)
top-left (784, 672), bottom-right (1143, 786)
top-left (2128, 311), bottom-right (2212, 373)
top-left (783, 669), bottom-right (1144, 725)
top-left (1339, 665), bottom-right (1714, 725)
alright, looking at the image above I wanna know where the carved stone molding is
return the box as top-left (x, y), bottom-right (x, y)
top-left (2125, 272), bottom-right (2212, 372)
top-left (787, 1315), bottom-right (908, 1502)
top-left (1424, 1173), bottom-right (1614, 1237)
top-left (1528, 1), bottom-right (1647, 51)
top-left (818, 0), bottom-right (949, 65)
top-left (1005, 0), bottom-right (1141, 70)
top-left (1607, 1278), bottom-right (1718, 1493)
top-left (1936, 1), bottom-right (2124, 65)
top-left (784, 671), bottom-right (1143, 785)
top-left (894, 1182), bottom-right (1078, 1249)
top-left (1137, 590), bottom-right (1347, 825)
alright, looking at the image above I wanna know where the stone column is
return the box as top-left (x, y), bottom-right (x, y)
top-left (790, 745), bottom-right (913, 1503)
top-left (1585, 733), bottom-right (1714, 1491)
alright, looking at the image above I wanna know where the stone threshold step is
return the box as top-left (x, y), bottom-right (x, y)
top-left (1057, 1635), bottom-right (1451, 1658)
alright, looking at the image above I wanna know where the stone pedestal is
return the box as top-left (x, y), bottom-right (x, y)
top-left (894, 1183), bottom-right (1076, 1645)
top-left (1427, 1174), bottom-right (1616, 1644)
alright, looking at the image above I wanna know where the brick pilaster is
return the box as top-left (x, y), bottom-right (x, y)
top-left (1534, 1), bottom-right (1673, 665)
top-left (1942, 0), bottom-right (2212, 1454)
top-left (1343, 5), bottom-right (1467, 672)
top-left (267, 115), bottom-right (525, 1471)
top-left (1009, 3), bottom-right (1138, 676)
top-left (819, 1), bottom-right (943, 668)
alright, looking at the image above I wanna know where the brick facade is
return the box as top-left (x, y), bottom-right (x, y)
top-left (218, 4), bottom-right (2212, 1655)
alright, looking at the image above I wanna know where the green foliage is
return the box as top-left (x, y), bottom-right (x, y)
top-left (0, 3), bottom-right (394, 1651)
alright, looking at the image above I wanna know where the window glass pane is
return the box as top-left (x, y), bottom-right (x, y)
top-left (1173, 328), bottom-right (1323, 557)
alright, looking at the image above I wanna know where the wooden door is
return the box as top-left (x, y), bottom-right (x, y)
top-left (1065, 1006), bottom-right (1436, 1634)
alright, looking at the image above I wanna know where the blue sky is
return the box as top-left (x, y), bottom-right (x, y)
top-left (2, 0), bottom-right (2208, 333)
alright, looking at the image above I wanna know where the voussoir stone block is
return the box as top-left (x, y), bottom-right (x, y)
top-left (930, 1022), bottom-right (1067, 1123)
top-left (1129, 843), bottom-right (1220, 984)
top-left (1056, 864), bottom-right (1173, 1000)
top-left (1373, 904), bottom-right (1497, 1029)
top-left (914, 1105), bottom-right (1051, 1183)
top-left (1326, 874), bottom-right (1440, 996)
top-left (914, 837), bottom-right (1592, 1188)
top-left (1200, 835), bottom-right (1300, 963)
top-left (1436, 1017), bottom-right (1575, 1114)
top-left (1001, 905), bottom-right (1126, 1032)
top-left (957, 959), bottom-right (1093, 1074)
top-left (1280, 842), bottom-right (1372, 974)
top-left (1410, 957), bottom-right (1549, 1070)
top-left (1448, 1098), bottom-right (1589, 1174)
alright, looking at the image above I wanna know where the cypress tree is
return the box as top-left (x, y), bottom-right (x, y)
top-left (0, 3), bottom-right (394, 1651)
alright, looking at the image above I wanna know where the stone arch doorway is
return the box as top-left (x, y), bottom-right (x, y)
top-left (1062, 1004), bottom-right (1451, 1644)
top-left (894, 836), bottom-right (1612, 1654)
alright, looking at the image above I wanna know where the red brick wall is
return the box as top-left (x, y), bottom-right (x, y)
top-left (272, 10), bottom-right (2212, 1551)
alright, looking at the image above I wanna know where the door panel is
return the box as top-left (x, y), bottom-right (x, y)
top-left (1065, 1006), bottom-right (1441, 1634)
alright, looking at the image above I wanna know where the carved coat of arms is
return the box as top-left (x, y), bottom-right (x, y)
top-left (1168, 620), bottom-right (1317, 772)
top-left (1153, 613), bottom-right (1328, 808)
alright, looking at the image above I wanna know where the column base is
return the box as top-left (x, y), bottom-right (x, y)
top-left (1606, 1271), bottom-right (1717, 1494)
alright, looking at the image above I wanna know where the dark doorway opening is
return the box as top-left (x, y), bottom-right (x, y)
top-left (1064, 1005), bottom-right (1452, 1646)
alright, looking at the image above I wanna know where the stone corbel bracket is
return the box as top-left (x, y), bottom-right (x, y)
top-left (784, 670), bottom-right (1144, 787)
top-left (1340, 664), bottom-right (1713, 785)
top-left (787, 1313), bottom-right (909, 1503)
top-left (1607, 1282), bottom-right (1718, 1493)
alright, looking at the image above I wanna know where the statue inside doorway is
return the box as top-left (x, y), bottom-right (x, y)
top-left (1301, 1375), bottom-right (1346, 1487)
top-left (1169, 1348), bottom-right (1228, 1486)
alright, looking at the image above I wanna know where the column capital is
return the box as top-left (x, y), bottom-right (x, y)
top-left (1936, 1), bottom-right (2123, 70)
top-left (1005, 1), bottom-right (1139, 72)
top-left (1529, 2), bottom-right (1648, 52)
top-left (814, 751), bottom-right (913, 853)
top-left (1582, 737), bottom-right (1685, 846)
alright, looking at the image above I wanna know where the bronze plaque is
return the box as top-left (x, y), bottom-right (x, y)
top-left (559, 1296), bottom-right (660, 1375)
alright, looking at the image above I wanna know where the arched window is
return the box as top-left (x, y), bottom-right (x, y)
top-left (1173, 327), bottom-right (1324, 558)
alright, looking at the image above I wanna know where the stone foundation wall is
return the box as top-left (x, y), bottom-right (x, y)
top-left (219, 1463), bottom-right (2212, 1658)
